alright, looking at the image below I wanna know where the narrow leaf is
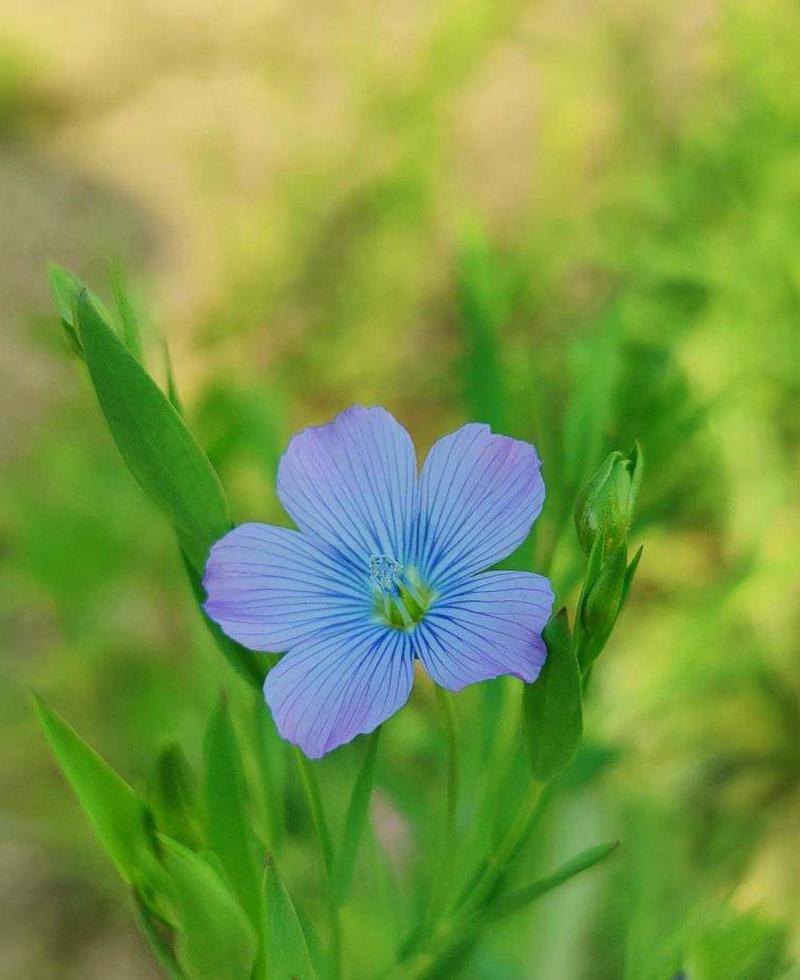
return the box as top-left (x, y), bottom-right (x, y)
top-left (203, 694), bottom-right (263, 926)
top-left (250, 693), bottom-right (287, 851)
top-left (49, 262), bottom-right (113, 345)
top-left (487, 840), bottom-right (619, 920)
top-left (109, 260), bottom-right (144, 362)
top-left (133, 892), bottom-right (184, 980)
top-left (293, 748), bottom-right (334, 877)
top-left (331, 728), bottom-right (381, 906)
top-left (621, 544), bottom-right (644, 609)
top-left (33, 695), bottom-right (161, 889)
top-left (75, 289), bottom-right (230, 572)
top-left (457, 229), bottom-right (506, 430)
top-left (524, 608), bottom-right (583, 781)
top-left (148, 743), bottom-right (202, 850)
top-left (164, 341), bottom-right (184, 415)
top-left (263, 857), bottom-right (317, 979)
top-left (160, 835), bottom-right (257, 980)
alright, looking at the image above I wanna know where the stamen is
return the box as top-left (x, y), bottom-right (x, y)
top-left (369, 555), bottom-right (403, 594)
top-left (368, 555), bottom-right (435, 629)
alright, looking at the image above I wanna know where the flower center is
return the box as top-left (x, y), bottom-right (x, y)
top-left (368, 555), bottom-right (434, 629)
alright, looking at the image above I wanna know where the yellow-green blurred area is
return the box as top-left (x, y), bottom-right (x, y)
top-left (2, 0), bottom-right (800, 977)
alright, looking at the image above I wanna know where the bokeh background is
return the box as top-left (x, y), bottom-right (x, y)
top-left (2, 0), bottom-right (799, 977)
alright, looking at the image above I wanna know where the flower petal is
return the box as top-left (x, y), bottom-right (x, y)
top-left (413, 571), bottom-right (553, 691)
top-left (415, 424), bottom-right (545, 588)
top-left (277, 406), bottom-right (418, 566)
top-left (264, 623), bottom-right (415, 758)
top-left (203, 523), bottom-right (369, 651)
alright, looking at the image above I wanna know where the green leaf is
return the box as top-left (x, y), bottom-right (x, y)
top-left (293, 748), bottom-right (334, 877)
top-left (203, 694), bottom-right (264, 926)
top-left (331, 728), bottom-right (381, 906)
top-left (48, 262), bottom-right (109, 358)
top-left (133, 892), bottom-right (185, 980)
top-left (524, 609), bottom-right (583, 781)
top-left (49, 263), bottom-right (113, 334)
top-left (109, 260), bottom-right (144, 363)
top-left (164, 341), bottom-right (184, 415)
top-left (33, 695), bottom-right (161, 890)
top-left (250, 693), bottom-right (287, 851)
top-left (263, 857), bottom-right (317, 979)
top-left (620, 544), bottom-right (644, 609)
top-left (148, 743), bottom-right (202, 851)
top-left (487, 840), bottom-right (619, 920)
top-left (160, 835), bottom-right (257, 980)
top-left (75, 289), bottom-right (230, 572)
top-left (457, 228), bottom-right (506, 430)
top-left (580, 543), bottom-right (628, 652)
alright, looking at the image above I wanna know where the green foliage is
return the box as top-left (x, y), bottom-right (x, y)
top-left (32, 696), bottom-right (163, 896)
top-left (148, 742), bottom-right (202, 851)
top-left (160, 834), bottom-right (258, 980)
top-left (263, 858), bottom-right (317, 979)
top-left (12, 3), bottom-right (800, 974)
top-left (486, 840), bottom-right (619, 921)
top-left (74, 288), bottom-right (230, 573)
top-left (574, 444), bottom-right (643, 558)
top-left (524, 609), bottom-right (583, 781)
top-left (688, 911), bottom-right (790, 980)
top-left (108, 260), bottom-right (145, 363)
top-left (202, 694), bottom-right (264, 927)
top-left (457, 230), bottom-right (507, 430)
top-left (331, 729), bottom-right (381, 907)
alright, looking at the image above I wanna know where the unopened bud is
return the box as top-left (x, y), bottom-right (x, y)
top-left (574, 443), bottom-right (643, 556)
top-left (581, 544), bottom-right (627, 641)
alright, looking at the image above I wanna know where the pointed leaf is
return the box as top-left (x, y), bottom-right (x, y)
top-left (133, 892), bottom-right (184, 980)
top-left (524, 609), bottom-right (583, 781)
top-left (203, 694), bottom-right (263, 925)
top-left (33, 695), bottom-right (161, 889)
top-left (331, 729), bottom-right (381, 906)
top-left (164, 341), bottom-right (184, 415)
top-left (621, 544), bottom-right (644, 609)
top-left (109, 260), bottom-right (144, 363)
top-left (49, 262), bottom-right (113, 347)
top-left (263, 857), bottom-right (316, 979)
top-left (457, 229), bottom-right (506, 430)
top-left (160, 835), bottom-right (257, 980)
top-left (148, 743), bottom-right (202, 850)
top-left (75, 289), bottom-right (230, 572)
top-left (487, 840), bottom-right (619, 920)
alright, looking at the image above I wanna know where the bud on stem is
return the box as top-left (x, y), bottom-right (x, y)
top-left (574, 443), bottom-right (643, 558)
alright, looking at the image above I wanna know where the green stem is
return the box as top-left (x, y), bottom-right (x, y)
top-left (424, 689), bottom-right (460, 925)
top-left (293, 749), bottom-right (334, 876)
top-left (386, 780), bottom-right (550, 979)
top-left (293, 749), bottom-right (342, 979)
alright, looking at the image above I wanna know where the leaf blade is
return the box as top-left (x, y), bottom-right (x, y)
top-left (33, 695), bottom-right (160, 890)
top-left (263, 857), bottom-right (317, 979)
top-left (203, 694), bottom-right (264, 927)
top-left (524, 608), bottom-right (583, 781)
top-left (160, 835), bottom-right (258, 980)
top-left (331, 728), bottom-right (381, 906)
top-left (75, 289), bottom-right (230, 572)
top-left (487, 840), bottom-right (619, 920)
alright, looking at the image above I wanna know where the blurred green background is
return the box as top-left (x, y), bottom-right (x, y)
top-left (2, 0), bottom-right (799, 977)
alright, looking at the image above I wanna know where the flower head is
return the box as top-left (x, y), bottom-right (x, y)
top-left (203, 406), bottom-right (553, 758)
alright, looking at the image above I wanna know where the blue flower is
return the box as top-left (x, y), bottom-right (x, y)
top-left (203, 406), bottom-right (553, 758)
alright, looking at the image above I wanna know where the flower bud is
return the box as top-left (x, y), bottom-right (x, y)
top-left (574, 443), bottom-right (643, 556)
top-left (580, 543), bottom-right (627, 642)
